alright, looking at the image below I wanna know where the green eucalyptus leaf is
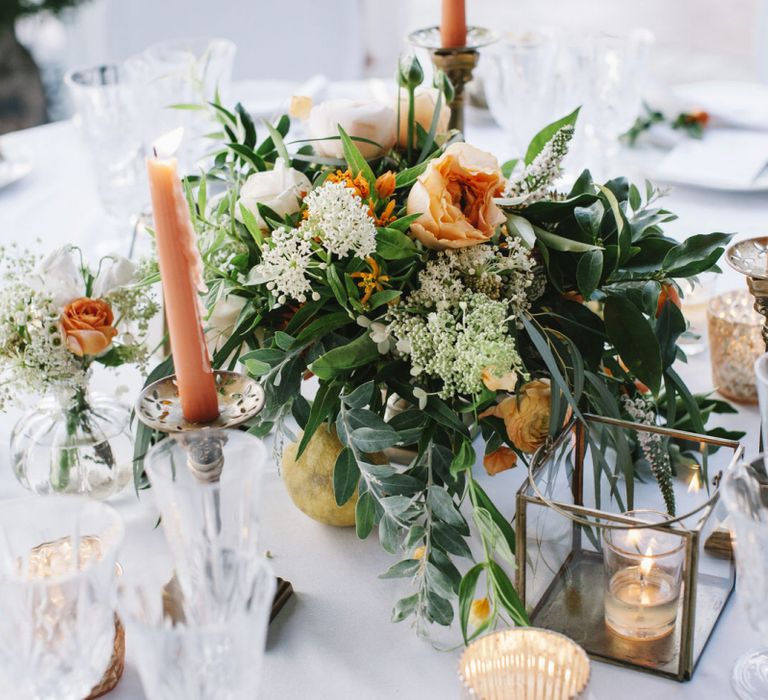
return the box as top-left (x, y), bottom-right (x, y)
top-left (311, 334), bottom-right (379, 380)
top-left (535, 226), bottom-right (603, 253)
top-left (350, 426), bottom-right (400, 452)
top-left (661, 232), bottom-right (732, 277)
top-left (432, 522), bottom-right (473, 558)
top-left (576, 249), bottom-right (603, 299)
top-left (450, 439), bottom-right (476, 477)
top-left (376, 228), bottom-right (418, 259)
top-left (380, 559), bottom-right (420, 579)
top-left (391, 593), bottom-right (419, 622)
top-left (333, 447), bottom-right (359, 505)
top-left (427, 485), bottom-right (466, 530)
top-left (426, 591), bottom-right (454, 626)
top-left (506, 214), bottom-right (536, 249)
top-left (355, 490), bottom-right (376, 539)
top-left (488, 560), bottom-right (529, 626)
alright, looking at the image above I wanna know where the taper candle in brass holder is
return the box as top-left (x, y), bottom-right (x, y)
top-left (409, 26), bottom-right (497, 133)
top-left (726, 236), bottom-right (768, 351)
top-left (135, 369), bottom-right (293, 621)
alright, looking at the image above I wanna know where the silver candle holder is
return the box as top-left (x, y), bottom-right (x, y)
top-left (726, 236), bottom-right (768, 351)
top-left (409, 26), bottom-right (497, 134)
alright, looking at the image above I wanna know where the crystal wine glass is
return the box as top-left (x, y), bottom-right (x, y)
top-left (119, 554), bottom-right (275, 700)
top-left (721, 455), bottom-right (768, 699)
top-left (0, 497), bottom-right (124, 700)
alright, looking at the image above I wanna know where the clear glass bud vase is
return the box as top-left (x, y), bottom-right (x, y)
top-left (10, 386), bottom-right (133, 499)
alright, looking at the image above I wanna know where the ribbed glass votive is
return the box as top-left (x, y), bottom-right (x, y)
top-left (707, 289), bottom-right (763, 403)
top-left (458, 628), bottom-right (590, 699)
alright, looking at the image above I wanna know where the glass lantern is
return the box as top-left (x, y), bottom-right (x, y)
top-left (515, 414), bottom-right (743, 681)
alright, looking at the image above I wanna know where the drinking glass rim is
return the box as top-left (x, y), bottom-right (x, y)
top-left (0, 496), bottom-right (124, 585)
top-left (602, 508), bottom-right (686, 558)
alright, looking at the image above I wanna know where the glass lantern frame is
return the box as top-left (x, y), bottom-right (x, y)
top-left (514, 413), bottom-right (743, 681)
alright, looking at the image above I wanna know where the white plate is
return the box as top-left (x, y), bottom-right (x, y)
top-left (0, 158), bottom-right (31, 190)
top-left (233, 75), bottom-right (328, 119)
top-left (671, 80), bottom-right (768, 131)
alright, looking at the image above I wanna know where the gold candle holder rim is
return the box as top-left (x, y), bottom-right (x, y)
top-left (408, 25), bottom-right (498, 52)
top-left (707, 289), bottom-right (763, 326)
top-left (458, 627), bottom-right (591, 699)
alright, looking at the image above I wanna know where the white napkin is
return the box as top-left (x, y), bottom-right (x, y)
top-left (653, 129), bottom-right (768, 190)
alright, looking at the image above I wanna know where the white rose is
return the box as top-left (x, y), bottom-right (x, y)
top-left (206, 290), bottom-right (247, 353)
top-left (235, 158), bottom-right (311, 230)
top-left (396, 88), bottom-right (451, 148)
top-left (93, 255), bottom-right (137, 297)
top-left (307, 99), bottom-right (397, 159)
top-left (34, 245), bottom-right (83, 307)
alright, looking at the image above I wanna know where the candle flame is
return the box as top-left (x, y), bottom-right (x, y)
top-left (640, 545), bottom-right (654, 577)
top-left (152, 127), bottom-right (185, 159)
top-left (626, 528), bottom-right (641, 546)
top-left (688, 470), bottom-right (702, 493)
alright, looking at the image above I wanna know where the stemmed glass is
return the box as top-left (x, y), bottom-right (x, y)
top-left (0, 497), bottom-right (124, 700)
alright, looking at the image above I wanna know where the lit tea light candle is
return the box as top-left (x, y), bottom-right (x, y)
top-left (603, 511), bottom-right (685, 642)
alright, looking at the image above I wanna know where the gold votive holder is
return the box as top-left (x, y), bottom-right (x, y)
top-left (603, 510), bottom-right (685, 642)
top-left (707, 289), bottom-right (763, 403)
top-left (458, 628), bottom-right (590, 699)
top-left (516, 416), bottom-right (743, 680)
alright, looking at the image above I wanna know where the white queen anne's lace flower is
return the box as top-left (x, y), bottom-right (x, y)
top-left (248, 227), bottom-right (314, 304)
top-left (301, 181), bottom-right (376, 259)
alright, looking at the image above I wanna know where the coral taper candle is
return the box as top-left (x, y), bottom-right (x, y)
top-left (441, 0), bottom-right (467, 48)
top-left (147, 136), bottom-right (219, 424)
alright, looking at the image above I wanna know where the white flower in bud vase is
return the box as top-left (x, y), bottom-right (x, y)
top-left (396, 88), bottom-right (451, 148)
top-left (33, 245), bottom-right (83, 307)
top-left (308, 99), bottom-right (396, 159)
top-left (206, 290), bottom-right (247, 352)
top-left (93, 255), bottom-right (136, 297)
top-left (235, 158), bottom-right (312, 230)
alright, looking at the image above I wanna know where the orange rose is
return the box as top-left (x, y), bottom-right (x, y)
top-left (61, 297), bottom-right (117, 357)
top-left (406, 142), bottom-right (506, 250)
top-left (482, 379), bottom-right (561, 453)
top-left (481, 368), bottom-right (517, 392)
top-left (483, 447), bottom-right (518, 475)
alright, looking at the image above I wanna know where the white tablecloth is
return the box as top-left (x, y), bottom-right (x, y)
top-left (0, 102), bottom-right (765, 699)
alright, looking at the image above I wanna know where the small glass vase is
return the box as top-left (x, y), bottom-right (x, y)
top-left (11, 387), bottom-right (133, 499)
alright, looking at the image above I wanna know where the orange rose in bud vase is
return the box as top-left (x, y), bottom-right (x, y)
top-left (61, 297), bottom-right (118, 357)
top-left (406, 143), bottom-right (505, 249)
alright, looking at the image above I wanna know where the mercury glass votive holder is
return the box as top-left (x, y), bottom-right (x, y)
top-left (708, 289), bottom-right (763, 403)
top-left (458, 628), bottom-right (591, 700)
top-left (603, 510), bottom-right (686, 642)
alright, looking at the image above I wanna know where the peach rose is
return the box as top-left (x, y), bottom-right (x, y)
top-left (61, 297), bottom-right (117, 357)
top-left (481, 368), bottom-right (518, 392)
top-left (406, 142), bottom-right (506, 250)
top-left (396, 88), bottom-right (451, 148)
top-left (482, 379), bottom-right (559, 454)
top-left (483, 447), bottom-right (518, 475)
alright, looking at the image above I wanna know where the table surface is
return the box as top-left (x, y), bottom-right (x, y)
top-left (0, 84), bottom-right (765, 700)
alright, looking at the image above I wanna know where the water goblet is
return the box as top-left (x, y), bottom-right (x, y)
top-left (0, 496), bottom-right (124, 700)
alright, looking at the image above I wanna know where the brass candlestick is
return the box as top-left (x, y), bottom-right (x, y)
top-left (726, 236), bottom-right (768, 350)
top-left (409, 26), bottom-right (496, 134)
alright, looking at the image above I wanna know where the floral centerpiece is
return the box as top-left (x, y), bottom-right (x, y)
top-left (138, 56), bottom-right (740, 641)
top-left (1, 245), bottom-right (157, 498)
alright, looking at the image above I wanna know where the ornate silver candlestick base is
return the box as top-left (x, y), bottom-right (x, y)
top-left (726, 237), bottom-right (768, 350)
top-left (409, 26), bottom-right (496, 134)
top-left (135, 370), bottom-right (265, 481)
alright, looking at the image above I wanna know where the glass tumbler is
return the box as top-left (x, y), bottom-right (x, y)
top-left (0, 496), bottom-right (124, 700)
top-left (721, 456), bottom-right (768, 700)
top-left (64, 64), bottom-right (147, 226)
top-left (119, 554), bottom-right (275, 700)
top-left (144, 428), bottom-right (268, 624)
